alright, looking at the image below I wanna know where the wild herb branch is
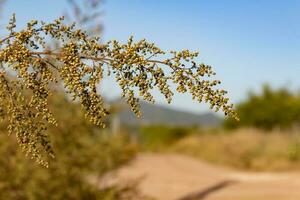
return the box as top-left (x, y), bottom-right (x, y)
top-left (0, 15), bottom-right (237, 167)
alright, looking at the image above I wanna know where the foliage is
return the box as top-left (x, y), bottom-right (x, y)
top-left (169, 128), bottom-right (300, 171)
top-left (139, 125), bottom-right (195, 151)
top-left (0, 15), bottom-right (237, 166)
top-left (224, 85), bottom-right (300, 130)
top-left (0, 92), bottom-right (139, 200)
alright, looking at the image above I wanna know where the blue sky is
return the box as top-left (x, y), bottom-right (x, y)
top-left (2, 0), bottom-right (300, 114)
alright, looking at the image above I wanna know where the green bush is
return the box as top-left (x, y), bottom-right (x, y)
top-left (224, 85), bottom-right (300, 130)
top-left (0, 93), bottom-right (138, 200)
top-left (139, 125), bottom-right (194, 150)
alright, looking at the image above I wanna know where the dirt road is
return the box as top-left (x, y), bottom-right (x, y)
top-left (106, 153), bottom-right (300, 200)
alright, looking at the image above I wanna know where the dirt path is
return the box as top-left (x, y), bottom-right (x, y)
top-left (104, 153), bottom-right (300, 200)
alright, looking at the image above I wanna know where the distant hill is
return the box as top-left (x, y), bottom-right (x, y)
top-left (113, 101), bottom-right (221, 127)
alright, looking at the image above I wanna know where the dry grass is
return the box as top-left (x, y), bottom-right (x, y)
top-left (169, 128), bottom-right (300, 171)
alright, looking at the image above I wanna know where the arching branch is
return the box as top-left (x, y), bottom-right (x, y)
top-left (0, 15), bottom-right (237, 167)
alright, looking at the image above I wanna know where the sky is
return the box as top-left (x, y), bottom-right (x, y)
top-left (2, 0), bottom-right (300, 114)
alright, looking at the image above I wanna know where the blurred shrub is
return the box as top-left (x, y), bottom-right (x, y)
top-left (139, 125), bottom-right (195, 150)
top-left (0, 92), bottom-right (139, 200)
top-left (170, 128), bottom-right (300, 171)
top-left (224, 85), bottom-right (300, 130)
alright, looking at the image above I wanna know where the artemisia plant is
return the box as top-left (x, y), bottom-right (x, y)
top-left (0, 15), bottom-right (238, 167)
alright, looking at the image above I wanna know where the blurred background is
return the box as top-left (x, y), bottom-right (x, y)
top-left (1, 0), bottom-right (300, 199)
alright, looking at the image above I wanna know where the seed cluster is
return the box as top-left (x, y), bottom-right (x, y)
top-left (0, 15), bottom-right (238, 166)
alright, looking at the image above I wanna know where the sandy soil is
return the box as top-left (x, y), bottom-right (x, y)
top-left (99, 153), bottom-right (300, 200)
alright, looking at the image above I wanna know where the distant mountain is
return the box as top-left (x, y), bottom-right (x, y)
top-left (114, 101), bottom-right (222, 127)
